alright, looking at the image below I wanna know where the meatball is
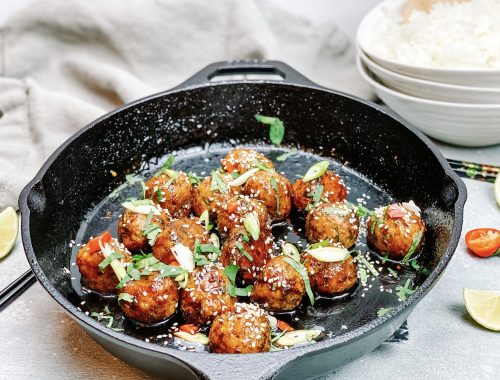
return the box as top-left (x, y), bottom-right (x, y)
top-left (180, 265), bottom-right (236, 326)
top-left (367, 203), bottom-right (426, 259)
top-left (221, 148), bottom-right (274, 175)
top-left (244, 170), bottom-right (293, 221)
top-left (305, 202), bottom-right (360, 248)
top-left (216, 195), bottom-right (270, 236)
top-left (302, 251), bottom-right (358, 296)
top-left (192, 173), bottom-right (242, 217)
top-left (221, 226), bottom-right (273, 284)
top-left (145, 171), bottom-right (193, 218)
top-left (118, 208), bottom-right (170, 252)
top-left (153, 218), bottom-right (210, 264)
top-left (250, 256), bottom-right (305, 312)
top-left (209, 303), bottom-right (271, 353)
top-left (76, 238), bottom-right (131, 294)
top-left (118, 273), bottom-right (179, 325)
top-left (293, 170), bottom-right (347, 212)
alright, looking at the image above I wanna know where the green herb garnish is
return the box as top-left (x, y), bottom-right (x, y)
top-left (98, 252), bottom-right (123, 272)
top-left (90, 309), bottom-right (115, 328)
top-left (230, 172), bottom-right (241, 179)
top-left (162, 156), bottom-right (175, 170)
top-left (387, 268), bottom-right (398, 278)
top-left (308, 240), bottom-right (330, 250)
top-left (401, 230), bottom-right (423, 265)
top-left (243, 212), bottom-right (260, 240)
top-left (223, 265), bottom-right (253, 297)
top-left (125, 174), bottom-right (143, 184)
top-left (255, 114), bottom-right (285, 145)
top-left (253, 159), bottom-right (274, 173)
top-left (377, 307), bottom-right (394, 317)
top-left (241, 232), bottom-right (250, 243)
top-left (118, 293), bottom-right (135, 302)
top-left (156, 187), bottom-right (164, 202)
top-left (276, 150), bottom-right (297, 162)
top-left (302, 161), bottom-right (329, 182)
top-left (307, 184), bottom-right (324, 205)
top-left (395, 279), bottom-right (416, 301)
top-left (270, 176), bottom-right (280, 215)
top-left (142, 211), bottom-right (161, 246)
top-left (359, 267), bottom-right (368, 284)
top-left (188, 172), bottom-right (201, 185)
top-left (356, 255), bottom-right (379, 276)
top-left (283, 257), bottom-right (315, 305)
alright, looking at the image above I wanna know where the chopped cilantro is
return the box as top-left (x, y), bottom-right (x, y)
top-left (223, 264), bottom-right (253, 297)
top-left (307, 184), bottom-right (324, 205)
top-left (377, 307), bottom-right (394, 317)
top-left (395, 279), bottom-right (416, 301)
top-left (223, 264), bottom-right (239, 284)
top-left (211, 171), bottom-right (227, 193)
top-left (118, 292), bottom-right (135, 302)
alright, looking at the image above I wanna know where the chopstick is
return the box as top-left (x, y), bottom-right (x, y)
top-left (447, 158), bottom-right (499, 183)
top-left (0, 269), bottom-right (37, 313)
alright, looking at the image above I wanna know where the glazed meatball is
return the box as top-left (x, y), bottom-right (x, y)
top-left (367, 203), bottom-right (426, 259)
top-left (145, 171), bottom-right (193, 218)
top-left (216, 195), bottom-right (270, 235)
top-left (293, 170), bottom-right (347, 212)
top-left (192, 172), bottom-right (242, 217)
top-left (250, 256), bottom-right (305, 312)
top-left (221, 148), bottom-right (274, 175)
top-left (221, 226), bottom-right (273, 284)
top-left (153, 218), bottom-right (210, 264)
top-left (118, 273), bottom-right (179, 325)
top-left (180, 265), bottom-right (236, 326)
top-left (76, 238), bottom-right (131, 294)
top-left (209, 303), bottom-right (271, 353)
top-left (305, 202), bottom-right (360, 248)
top-left (244, 170), bottom-right (293, 221)
top-left (302, 250), bottom-right (358, 296)
top-left (118, 208), bottom-right (170, 252)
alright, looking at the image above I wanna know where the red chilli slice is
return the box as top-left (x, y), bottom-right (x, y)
top-left (387, 205), bottom-right (404, 219)
top-left (87, 231), bottom-right (112, 253)
top-left (179, 324), bottom-right (199, 335)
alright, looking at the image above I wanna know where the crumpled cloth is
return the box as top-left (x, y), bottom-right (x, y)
top-left (0, 0), bottom-right (372, 209)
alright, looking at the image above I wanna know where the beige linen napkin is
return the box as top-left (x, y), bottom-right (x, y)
top-left (0, 0), bottom-right (372, 209)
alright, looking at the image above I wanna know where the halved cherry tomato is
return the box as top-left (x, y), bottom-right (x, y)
top-left (387, 204), bottom-right (404, 219)
top-left (226, 200), bottom-right (238, 213)
top-left (169, 260), bottom-right (180, 267)
top-left (465, 228), bottom-right (500, 258)
top-left (277, 319), bottom-right (294, 332)
top-left (87, 231), bottom-right (112, 253)
top-left (179, 324), bottom-right (199, 335)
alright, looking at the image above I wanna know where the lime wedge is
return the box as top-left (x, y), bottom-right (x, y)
top-left (0, 207), bottom-right (18, 259)
top-left (495, 173), bottom-right (500, 207)
top-left (463, 288), bottom-right (500, 331)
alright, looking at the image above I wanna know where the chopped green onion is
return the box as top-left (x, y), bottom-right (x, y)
top-left (99, 242), bottom-right (127, 281)
top-left (199, 210), bottom-right (210, 232)
top-left (118, 292), bottom-right (135, 302)
top-left (276, 150), bottom-right (297, 162)
top-left (308, 184), bottom-right (324, 205)
top-left (283, 257), bottom-right (314, 305)
top-left (210, 233), bottom-right (220, 250)
top-left (270, 176), bottom-right (280, 214)
top-left (402, 231), bottom-right (423, 265)
top-left (274, 329), bottom-right (322, 347)
top-left (243, 212), bottom-right (260, 240)
top-left (308, 240), bottom-right (330, 250)
top-left (98, 251), bottom-right (124, 272)
top-left (302, 161), bottom-right (329, 182)
top-left (173, 331), bottom-right (209, 345)
top-left (162, 156), bottom-right (175, 170)
top-left (387, 268), bottom-right (398, 278)
top-left (188, 172), bottom-right (201, 185)
top-left (211, 171), bottom-right (227, 193)
top-left (227, 284), bottom-right (253, 297)
top-left (241, 232), bottom-right (250, 243)
top-left (227, 168), bottom-right (260, 187)
top-left (359, 267), bottom-right (368, 284)
top-left (281, 243), bottom-right (300, 262)
top-left (125, 174), bottom-right (143, 184)
top-left (122, 199), bottom-right (160, 215)
top-left (255, 114), bottom-right (285, 145)
top-left (253, 159), bottom-right (274, 173)
top-left (236, 242), bottom-right (253, 262)
top-left (354, 204), bottom-right (373, 217)
top-left (356, 255), bottom-right (379, 277)
top-left (156, 187), bottom-right (164, 202)
top-left (306, 246), bottom-right (350, 263)
top-left (142, 210), bottom-right (161, 246)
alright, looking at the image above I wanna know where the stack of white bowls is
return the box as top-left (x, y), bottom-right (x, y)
top-left (356, 0), bottom-right (500, 147)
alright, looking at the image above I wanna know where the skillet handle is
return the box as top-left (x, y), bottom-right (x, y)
top-left (174, 60), bottom-right (320, 89)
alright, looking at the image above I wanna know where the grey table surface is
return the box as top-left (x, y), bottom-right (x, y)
top-left (1, 141), bottom-right (499, 380)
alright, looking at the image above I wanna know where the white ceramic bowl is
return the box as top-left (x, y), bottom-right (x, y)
top-left (359, 49), bottom-right (500, 104)
top-left (357, 56), bottom-right (500, 147)
top-left (357, 0), bottom-right (500, 88)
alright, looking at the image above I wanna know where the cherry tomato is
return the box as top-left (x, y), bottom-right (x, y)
top-left (87, 231), bottom-right (112, 253)
top-left (179, 324), bottom-right (198, 335)
top-left (465, 228), bottom-right (500, 258)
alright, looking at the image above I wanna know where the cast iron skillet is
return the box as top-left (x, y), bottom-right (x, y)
top-left (19, 61), bottom-right (466, 379)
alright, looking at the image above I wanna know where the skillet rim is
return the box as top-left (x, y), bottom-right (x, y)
top-left (18, 65), bottom-right (467, 372)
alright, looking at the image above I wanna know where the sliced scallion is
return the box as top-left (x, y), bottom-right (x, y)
top-left (243, 212), bottom-right (260, 240)
top-left (302, 161), bottom-right (329, 182)
top-left (283, 257), bottom-right (314, 305)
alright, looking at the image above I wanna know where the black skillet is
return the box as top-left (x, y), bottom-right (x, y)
top-left (19, 61), bottom-right (466, 379)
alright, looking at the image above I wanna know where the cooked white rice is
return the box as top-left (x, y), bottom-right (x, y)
top-left (369, 0), bottom-right (500, 69)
